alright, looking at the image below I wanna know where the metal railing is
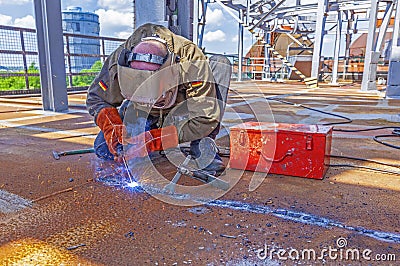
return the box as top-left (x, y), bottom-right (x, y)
top-left (205, 52), bottom-right (253, 81)
top-left (0, 25), bottom-right (125, 94)
top-left (0, 24), bottom-right (257, 95)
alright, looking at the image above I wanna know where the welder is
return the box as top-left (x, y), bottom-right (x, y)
top-left (86, 23), bottom-right (232, 177)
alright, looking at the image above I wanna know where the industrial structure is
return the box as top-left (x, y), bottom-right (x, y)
top-left (191, 0), bottom-right (400, 94)
top-left (131, 0), bottom-right (400, 94)
top-left (62, 6), bottom-right (100, 72)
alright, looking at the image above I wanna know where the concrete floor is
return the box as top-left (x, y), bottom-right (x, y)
top-left (0, 81), bottom-right (399, 265)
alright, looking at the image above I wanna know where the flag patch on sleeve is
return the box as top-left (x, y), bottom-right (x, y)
top-left (99, 80), bottom-right (108, 91)
top-left (191, 81), bottom-right (203, 88)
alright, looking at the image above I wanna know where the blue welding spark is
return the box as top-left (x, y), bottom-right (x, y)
top-left (126, 181), bottom-right (140, 188)
top-left (95, 160), bottom-right (142, 190)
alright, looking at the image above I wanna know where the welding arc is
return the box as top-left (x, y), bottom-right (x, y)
top-left (122, 155), bottom-right (135, 184)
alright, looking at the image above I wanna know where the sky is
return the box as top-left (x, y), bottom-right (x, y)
top-left (0, 0), bottom-right (369, 57)
top-left (0, 0), bottom-right (256, 55)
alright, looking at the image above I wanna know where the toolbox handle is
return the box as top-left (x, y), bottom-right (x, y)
top-left (257, 148), bottom-right (294, 163)
top-left (239, 130), bottom-right (246, 146)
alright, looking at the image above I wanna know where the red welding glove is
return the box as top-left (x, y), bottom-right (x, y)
top-left (96, 107), bottom-right (124, 157)
top-left (125, 125), bottom-right (179, 159)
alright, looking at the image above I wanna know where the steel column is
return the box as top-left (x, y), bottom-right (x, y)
top-left (193, 0), bottom-right (199, 45)
top-left (386, 0), bottom-right (400, 97)
top-left (238, 9), bottom-right (244, 82)
top-left (311, 0), bottom-right (328, 78)
top-left (361, 0), bottom-right (379, 91)
top-left (342, 10), bottom-right (354, 81)
top-left (33, 0), bottom-right (68, 112)
top-left (331, 11), bottom-right (342, 85)
top-left (177, 0), bottom-right (194, 40)
top-left (392, 0), bottom-right (400, 45)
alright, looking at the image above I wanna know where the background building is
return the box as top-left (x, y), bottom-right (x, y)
top-left (62, 6), bottom-right (100, 72)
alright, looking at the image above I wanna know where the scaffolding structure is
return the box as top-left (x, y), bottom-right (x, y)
top-left (193, 0), bottom-right (400, 95)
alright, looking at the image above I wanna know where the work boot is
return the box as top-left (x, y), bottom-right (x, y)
top-left (190, 137), bottom-right (225, 178)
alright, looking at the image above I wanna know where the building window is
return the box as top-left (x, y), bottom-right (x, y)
top-left (73, 22), bottom-right (80, 32)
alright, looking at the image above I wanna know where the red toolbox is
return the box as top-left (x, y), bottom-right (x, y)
top-left (229, 122), bottom-right (333, 179)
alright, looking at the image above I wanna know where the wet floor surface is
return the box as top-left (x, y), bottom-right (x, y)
top-left (0, 81), bottom-right (399, 265)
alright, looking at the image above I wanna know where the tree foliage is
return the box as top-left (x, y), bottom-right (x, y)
top-left (0, 62), bottom-right (40, 91)
top-left (0, 61), bottom-right (103, 91)
top-left (71, 60), bottom-right (102, 87)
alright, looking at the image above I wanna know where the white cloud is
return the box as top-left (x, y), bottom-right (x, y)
top-left (0, 0), bottom-right (30, 5)
top-left (116, 31), bottom-right (131, 39)
top-left (97, 0), bottom-right (132, 11)
top-left (0, 14), bottom-right (12, 25)
top-left (232, 34), bottom-right (252, 42)
top-left (14, 15), bottom-right (35, 28)
top-left (206, 8), bottom-right (224, 26)
top-left (95, 9), bottom-right (132, 37)
top-left (204, 30), bottom-right (226, 42)
top-left (0, 14), bottom-right (35, 29)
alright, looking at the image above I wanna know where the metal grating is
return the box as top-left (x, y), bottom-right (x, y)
top-left (0, 25), bottom-right (125, 92)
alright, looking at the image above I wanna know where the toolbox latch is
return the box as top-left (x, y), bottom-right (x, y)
top-left (239, 130), bottom-right (246, 146)
top-left (306, 135), bottom-right (313, 150)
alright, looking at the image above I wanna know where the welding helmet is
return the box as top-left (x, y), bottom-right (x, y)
top-left (117, 37), bottom-right (180, 109)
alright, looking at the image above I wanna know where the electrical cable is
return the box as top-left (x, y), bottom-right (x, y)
top-left (265, 96), bottom-right (400, 149)
top-left (333, 126), bottom-right (398, 132)
top-left (334, 126), bottom-right (400, 149)
top-left (330, 154), bottom-right (400, 168)
top-left (374, 130), bottom-right (400, 149)
top-left (328, 164), bottom-right (400, 176)
top-left (329, 154), bottom-right (400, 176)
top-left (265, 97), bottom-right (353, 125)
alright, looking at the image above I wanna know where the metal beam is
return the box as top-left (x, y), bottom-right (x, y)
top-left (248, 0), bottom-right (287, 32)
top-left (361, 0), bottom-right (394, 91)
top-left (238, 9), bottom-right (244, 82)
top-left (177, 0), bottom-right (193, 40)
top-left (375, 2), bottom-right (394, 50)
top-left (214, 0), bottom-right (245, 25)
top-left (342, 10), bottom-right (354, 80)
top-left (361, 0), bottom-right (379, 91)
top-left (331, 11), bottom-right (342, 85)
top-left (386, 0), bottom-right (400, 97)
top-left (311, 0), bottom-right (328, 78)
top-left (33, 0), bottom-right (68, 112)
top-left (193, 0), bottom-right (199, 45)
top-left (392, 0), bottom-right (400, 46)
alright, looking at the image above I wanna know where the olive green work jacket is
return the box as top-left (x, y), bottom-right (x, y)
top-left (86, 23), bottom-right (220, 143)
